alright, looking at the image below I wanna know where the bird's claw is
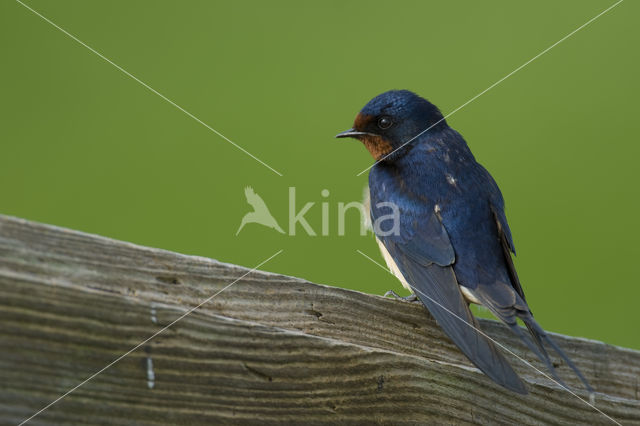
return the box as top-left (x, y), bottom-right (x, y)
top-left (384, 290), bottom-right (420, 303)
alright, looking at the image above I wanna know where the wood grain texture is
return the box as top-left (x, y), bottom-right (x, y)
top-left (0, 214), bottom-right (638, 425)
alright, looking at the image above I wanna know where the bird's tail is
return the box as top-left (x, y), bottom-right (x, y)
top-left (471, 285), bottom-right (593, 394)
top-left (515, 314), bottom-right (593, 393)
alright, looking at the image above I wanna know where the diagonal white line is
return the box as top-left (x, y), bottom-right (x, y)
top-left (15, 0), bottom-right (283, 177)
top-left (356, 0), bottom-right (624, 176)
top-left (357, 249), bottom-right (390, 273)
top-left (18, 249), bottom-right (284, 425)
top-left (356, 249), bottom-right (620, 425)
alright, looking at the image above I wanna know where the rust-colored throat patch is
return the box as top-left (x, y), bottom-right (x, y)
top-left (359, 134), bottom-right (393, 161)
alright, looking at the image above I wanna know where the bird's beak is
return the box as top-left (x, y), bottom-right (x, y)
top-left (335, 128), bottom-right (368, 139)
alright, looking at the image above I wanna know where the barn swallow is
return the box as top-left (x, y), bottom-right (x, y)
top-left (337, 90), bottom-right (592, 394)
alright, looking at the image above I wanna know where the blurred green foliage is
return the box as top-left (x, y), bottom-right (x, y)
top-left (1, 1), bottom-right (638, 349)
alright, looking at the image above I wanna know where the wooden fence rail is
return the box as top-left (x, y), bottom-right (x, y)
top-left (0, 215), bottom-right (638, 424)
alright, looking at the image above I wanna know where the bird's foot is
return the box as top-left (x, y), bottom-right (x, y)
top-left (384, 290), bottom-right (420, 303)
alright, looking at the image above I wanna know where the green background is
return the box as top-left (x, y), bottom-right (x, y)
top-left (1, 1), bottom-right (638, 349)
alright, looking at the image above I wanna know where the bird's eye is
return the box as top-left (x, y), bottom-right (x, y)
top-left (377, 116), bottom-right (393, 130)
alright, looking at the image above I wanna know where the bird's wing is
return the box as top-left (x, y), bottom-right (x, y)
top-left (475, 164), bottom-right (527, 302)
top-left (385, 240), bottom-right (526, 394)
top-left (477, 164), bottom-right (516, 254)
top-left (372, 202), bottom-right (526, 393)
top-left (398, 213), bottom-right (455, 267)
top-left (477, 162), bottom-right (525, 302)
top-left (490, 204), bottom-right (526, 302)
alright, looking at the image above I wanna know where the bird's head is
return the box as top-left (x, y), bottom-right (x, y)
top-left (336, 90), bottom-right (446, 161)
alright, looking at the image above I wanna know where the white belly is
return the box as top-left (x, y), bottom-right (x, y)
top-left (376, 236), bottom-right (414, 293)
top-left (459, 285), bottom-right (482, 305)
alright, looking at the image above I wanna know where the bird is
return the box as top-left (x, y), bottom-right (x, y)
top-left (336, 89), bottom-right (592, 395)
top-left (236, 186), bottom-right (284, 235)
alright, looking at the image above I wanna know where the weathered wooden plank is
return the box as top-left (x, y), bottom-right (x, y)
top-left (0, 214), bottom-right (638, 424)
